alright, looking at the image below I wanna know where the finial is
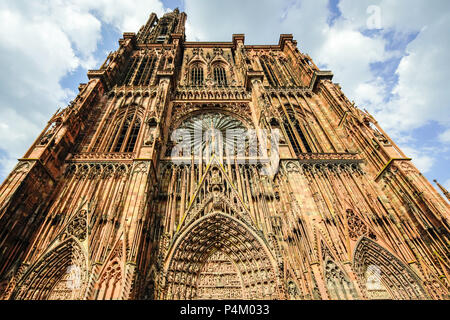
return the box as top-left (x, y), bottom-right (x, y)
top-left (434, 179), bottom-right (450, 202)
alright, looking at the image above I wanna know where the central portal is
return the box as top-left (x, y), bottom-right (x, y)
top-left (162, 212), bottom-right (281, 300)
top-left (196, 250), bottom-right (244, 300)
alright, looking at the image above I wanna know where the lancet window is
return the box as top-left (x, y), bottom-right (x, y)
top-left (121, 54), bottom-right (157, 86)
top-left (191, 64), bottom-right (204, 86)
top-left (281, 105), bottom-right (313, 154)
top-left (261, 56), bottom-right (280, 87)
top-left (101, 105), bottom-right (142, 153)
top-left (213, 66), bottom-right (227, 86)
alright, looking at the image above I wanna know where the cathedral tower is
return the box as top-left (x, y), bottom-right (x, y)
top-left (0, 9), bottom-right (448, 300)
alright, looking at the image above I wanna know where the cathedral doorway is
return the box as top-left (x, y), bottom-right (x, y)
top-left (353, 237), bottom-right (427, 300)
top-left (161, 212), bottom-right (281, 300)
top-left (12, 237), bottom-right (87, 300)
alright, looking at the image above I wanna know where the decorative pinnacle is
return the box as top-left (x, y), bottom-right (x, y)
top-left (434, 179), bottom-right (450, 202)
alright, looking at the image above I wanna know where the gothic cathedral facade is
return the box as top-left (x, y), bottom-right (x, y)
top-left (0, 9), bottom-right (449, 300)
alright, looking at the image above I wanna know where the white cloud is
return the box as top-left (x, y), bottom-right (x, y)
top-left (337, 0), bottom-right (450, 136)
top-left (185, 0), bottom-right (293, 43)
top-left (75, 0), bottom-right (166, 32)
top-left (377, 18), bottom-right (450, 134)
top-left (400, 146), bottom-right (435, 174)
top-left (0, 0), bottom-right (166, 179)
top-left (439, 129), bottom-right (450, 144)
top-left (185, 0), bottom-right (390, 107)
top-left (0, 3), bottom-right (79, 159)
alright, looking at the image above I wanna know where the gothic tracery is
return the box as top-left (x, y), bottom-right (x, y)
top-left (0, 9), bottom-right (448, 301)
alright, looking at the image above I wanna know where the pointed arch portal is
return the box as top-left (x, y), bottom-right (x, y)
top-left (353, 237), bottom-right (427, 300)
top-left (12, 237), bottom-right (88, 300)
top-left (161, 212), bottom-right (281, 300)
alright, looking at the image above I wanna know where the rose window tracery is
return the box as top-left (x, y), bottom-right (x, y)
top-left (175, 113), bottom-right (250, 157)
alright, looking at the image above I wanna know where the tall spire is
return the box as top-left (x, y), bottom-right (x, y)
top-left (434, 179), bottom-right (450, 202)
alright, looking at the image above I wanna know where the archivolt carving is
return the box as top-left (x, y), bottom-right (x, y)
top-left (12, 237), bottom-right (88, 300)
top-left (353, 237), bottom-right (427, 300)
top-left (161, 212), bottom-right (282, 300)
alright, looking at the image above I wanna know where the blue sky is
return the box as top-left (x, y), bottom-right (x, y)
top-left (0, 0), bottom-right (449, 195)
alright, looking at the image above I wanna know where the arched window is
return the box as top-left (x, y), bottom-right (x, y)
top-left (132, 55), bottom-right (157, 86)
top-left (260, 56), bottom-right (280, 87)
top-left (113, 116), bottom-right (131, 152)
top-left (121, 54), bottom-right (157, 86)
top-left (213, 66), bottom-right (227, 86)
top-left (282, 115), bottom-right (301, 155)
top-left (97, 260), bottom-right (122, 300)
top-left (280, 59), bottom-right (298, 86)
top-left (191, 65), bottom-right (204, 86)
top-left (122, 57), bottom-right (139, 85)
top-left (281, 106), bottom-right (313, 155)
top-left (290, 113), bottom-right (312, 153)
top-left (107, 107), bottom-right (142, 153)
top-left (125, 119), bottom-right (141, 152)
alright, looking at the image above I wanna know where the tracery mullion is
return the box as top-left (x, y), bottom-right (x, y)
top-left (277, 94), bottom-right (304, 154)
top-left (142, 55), bottom-right (156, 86)
top-left (274, 58), bottom-right (289, 86)
top-left (100, 98), bottom-right (126, 151)
top-left (122, 57), bottom-right (139, 86)
top-left (109, 105), bottom-right (131, 152)
top-left (147, 55), bottom-right (158, 85)
top-left (294, 93), bottom-right (335, 153)
top-left (90, 172), bottom-right (119, 260)
top-left (263, 57), bottom-right (278, 86)
top-left (120, 106), bottom-right (139, 153)
top-left (125, 118), bottom-right (141, 153)
top-left (89, 95), bottom-right (118, 152)
top-left (281, 59), bottom-right (299, 86)
top-left (287, 96), bottom-right (315, 153)
top-left (260, 57), bottom-right (277, 87)
top-left (220, 67), bottom-right (226, 85)
top-left (141, 52), bottom-right (154, 84)
top-left (301, 94), bottom-right (342, 153)
top-left (135, 54), bottom-right (151, 86)
top-left (130, 55), bottom-right (145, 86)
